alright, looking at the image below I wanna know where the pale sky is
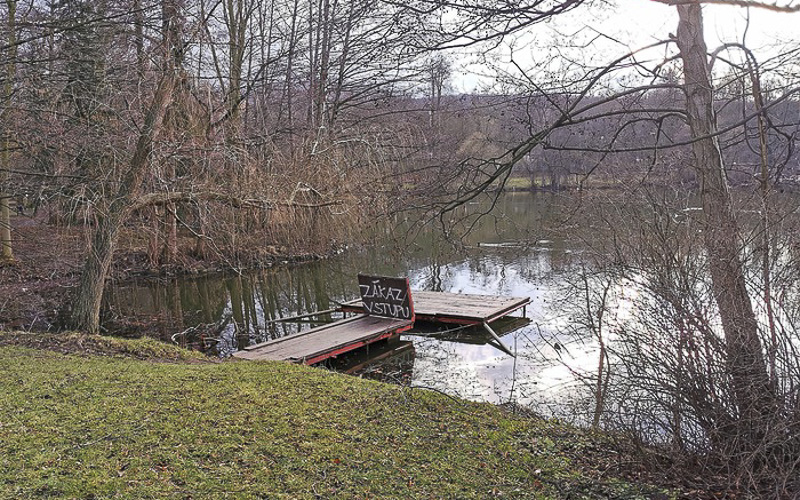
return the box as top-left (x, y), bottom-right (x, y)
top-left (605, 1), bottom-right (798, 50)
top-left (454, 1), bottom-right (800, 92)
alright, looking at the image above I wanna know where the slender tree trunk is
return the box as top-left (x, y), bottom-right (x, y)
top-left (284, 0), bottom-right (299, 155)
top-left (745, 56), bottom-right (778, 389)
top-left (674, 4), bottom-right (773, 440)
top-left (148, 205), bottom-right (161, 267)
top-left (134, 0), bottom-right (145, 83)
top-left (161, 0), bottom-right (184, 264)
top-left (67, 76), bottom-right (174, 333)
top-left (165, 201), bottom-right (178, 263)
top-left (587, 275), bottom-right (610, 430)
top-left (592, 335), bottom-right (606, 430)
top-left (315, 0), bottom-right (331, 133)
top-left (1, 0), bottom-right (17, 264)
top-left (193, 202), bottom-right (207, 259)
top-left (223, 0), bottom-right (247, 136)
top-left (0, 174), bottom-right (11, 263)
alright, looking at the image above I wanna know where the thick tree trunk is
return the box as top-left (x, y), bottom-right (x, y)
top-left (68, 212), bottom-right (121, 332)
top-left (674, 4), bottom-right (773, 440)
top-left (66, 76), bottom-right (174, 333)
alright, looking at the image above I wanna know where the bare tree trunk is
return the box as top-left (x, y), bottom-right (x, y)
top-left (586, 274), bottom-right (611, 430)
top-left (165, 200), bottom-right (178, 263)
top-left (193, 202), bottom-right (207, 259)
top-left (161, 0), bottom-right (184, 265)
top-left (223, 0), bottom-right (248, 136)
top-left (0, 174), bottom-right (11, 263)
top-left (674, 4), bottom-right (773, 440)
top-left (1, 0), bottom-right (17, 264)
top-left (67, 76), bottom-right (174, 333)
top-left (148, 205), bottom-right (161, 267)
top-left (745, 55), bottom-right (779, 389)
top-left (316, 0), bottom-right (331, 132)
top-left (68, 211), bottom-right (122, 332)
top-left (134, 0), bottom-right (145, 83)
top-left (308, 0), bottom-right (331, 138)
top-left (284, 0), bottom-right (300, 154)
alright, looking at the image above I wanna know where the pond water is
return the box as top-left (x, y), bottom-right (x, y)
top-left (103, 192), bottom-right (607, 412)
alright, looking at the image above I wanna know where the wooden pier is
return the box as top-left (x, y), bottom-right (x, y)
top-left (233, 314), bottom-right (412, 364)
top-left (341, 290), bottom-right (530, 326)
top-left (234, 275), bottom-right (530, 364)
top-left (342, 290), bottom-right (529, 356)
top-left (234, 275), bottom-right (415, 365)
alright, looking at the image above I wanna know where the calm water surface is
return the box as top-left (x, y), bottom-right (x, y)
top-left (105, 192), bottom-right (596, 412)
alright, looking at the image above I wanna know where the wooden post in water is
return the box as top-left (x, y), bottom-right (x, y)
top-left (483, 321), bottom-right (515, 357)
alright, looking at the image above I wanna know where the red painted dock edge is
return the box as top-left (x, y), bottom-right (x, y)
top-left (233, 315), bottom-right (413, 364)
top-left (300, 321), bottom-right (412, 365)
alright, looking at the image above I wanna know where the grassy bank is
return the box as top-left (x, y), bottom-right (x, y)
top-left (0, 335), bottom-right (670, 499)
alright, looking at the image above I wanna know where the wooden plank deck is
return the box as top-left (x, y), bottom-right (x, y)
top-left (233, 279), bottom-right (529, 365)
top-left (341, 291), bottom-right (530, 325)
top-left (233, 314), bottom-right (413, 365)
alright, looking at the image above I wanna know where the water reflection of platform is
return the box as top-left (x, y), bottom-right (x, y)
top-left (414, 316), bottom-right (532, 343)
top-left (339, 339), bottom-right (415, 376)
top-left (341, 291), bottom-right (530, 325)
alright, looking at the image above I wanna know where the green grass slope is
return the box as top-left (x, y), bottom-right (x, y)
top-left (0, 341), bottom-right (670, 499)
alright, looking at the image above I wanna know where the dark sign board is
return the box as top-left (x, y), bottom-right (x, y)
top-left (357, 274), bottom-right (415, 321)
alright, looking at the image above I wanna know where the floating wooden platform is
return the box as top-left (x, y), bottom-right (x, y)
top-left (233, 314), bottom-right (413, 365)
top-left (341, 291), bottom-right (530, 325)
top-left (233, 276), bottom-right (530, 365)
